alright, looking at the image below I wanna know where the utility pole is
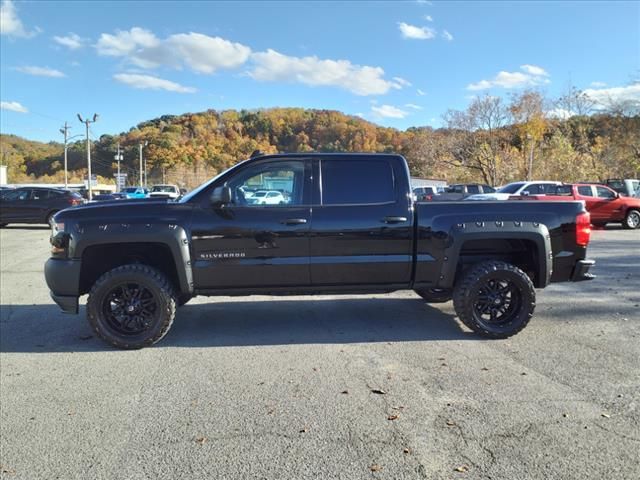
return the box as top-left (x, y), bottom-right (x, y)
top-left (77, 113), bottom-right (99, 201)
top-left (138, 141), bottom-right (148, 188)
top-left (114, 143), bottom-right (123, 192)
top-left (59, 122), bottom-right (70, 189)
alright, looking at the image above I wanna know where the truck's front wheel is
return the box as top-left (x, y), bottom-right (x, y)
top-left (453, 261), bottom-right (535, 338)
top-left (87, 264), bottom-right (177, 349)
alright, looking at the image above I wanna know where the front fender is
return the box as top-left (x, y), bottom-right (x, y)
top-left (70, 222), bottom-right (194, 294)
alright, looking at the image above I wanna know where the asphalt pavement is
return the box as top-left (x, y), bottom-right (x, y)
top-left (0, 225), bottom-right (638, 479)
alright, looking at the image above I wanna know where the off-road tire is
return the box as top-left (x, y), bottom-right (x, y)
top-left (414, 288), bottom-right (452, 303)
top-left (87, 264), bottom-right (177, 349)
top-left (453, 261), bottom-right (535, 339)
top-left (623, 209), bottom-right (640, 230)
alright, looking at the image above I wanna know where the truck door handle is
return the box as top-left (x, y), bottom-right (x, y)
top-left (382, 216), bottom-right (408, 224)
top-left (282, 218), bottom-right (308, 225)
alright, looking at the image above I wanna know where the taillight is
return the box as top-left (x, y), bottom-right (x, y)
top-left (576, 211), bottom-right (591, 247)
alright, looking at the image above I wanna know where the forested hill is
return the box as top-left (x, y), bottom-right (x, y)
top-left (2, 102), bottom-right (639, 188)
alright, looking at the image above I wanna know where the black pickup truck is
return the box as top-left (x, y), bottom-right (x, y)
top-left (45, 153), bottom-right (594, 349)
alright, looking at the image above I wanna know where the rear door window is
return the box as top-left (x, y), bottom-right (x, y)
top-left (467, 185), bottom-right (480, 194)
top-left (577, 186), bottom-right (594, 197)
top-left (321, 159), bottom-right (394, 205)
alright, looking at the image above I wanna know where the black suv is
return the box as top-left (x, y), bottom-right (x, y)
top-left (0, 187), bottom-right (84, 227)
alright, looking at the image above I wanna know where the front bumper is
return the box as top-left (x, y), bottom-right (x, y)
top-left (571, 259), bottom-right (596, 281)
top-left (45, 258), bottom-right (81, 314)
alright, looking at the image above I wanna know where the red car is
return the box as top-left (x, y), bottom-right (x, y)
top-left (514, 183), bottom-right (640, 229)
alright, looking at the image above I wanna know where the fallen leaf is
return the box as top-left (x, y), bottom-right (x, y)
top-left (195, 436), bottom-right (207, 445)
top-left (403, 448), bottom-right (411, 454)
top-left (371, 388), bottom-right (386, 395)
top-left (391, 405), bottom-right (404, 410)
top-left (601, 413), bottom-right (610, 418)
top-left (340, 390), bottom-right (349, 394)
top-left (1, 464), bottom-right (16, 475)
top-left (446, 420), bottom-right (456, 426)
top-left (387, 414), bottom-right (399, 421)
top-left (441, 363), bottom-right (448, 367)
top-left (481, 367), bottom-right (489, 371)
top-left (521, 372), bottom-right (527, 376)
top-left (454, 465), bottom-right (469, 473)
top-left (370, 464), bottom-right (382, 472)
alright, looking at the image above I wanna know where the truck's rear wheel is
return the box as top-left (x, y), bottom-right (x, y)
top-left (87, 264), bottom-right (177, 349)
top-left (453, 261), bottom-right (535, 339)
top-left (623, 209), bottom-right (640, 229)
top-left (414, 288), bottom-right (452, 303)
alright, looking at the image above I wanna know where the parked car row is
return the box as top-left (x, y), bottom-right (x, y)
top-left (511, 183), bottom-right (640, 229)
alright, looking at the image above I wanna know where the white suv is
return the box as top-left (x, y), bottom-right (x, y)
top-left (149, 185), bottom-right (181, 200)
top-left (248, 190), bottom-right (286, 205)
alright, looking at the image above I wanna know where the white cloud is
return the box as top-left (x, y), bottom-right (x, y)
top-left (1, 100), bottom-right (28, 113)
top-left (250, 49), bottom-right (401, 96)
top-left (355, 112), bottom-right (365, 118)
top-left (53, 32), bottom-right (85, 50)
top-left (96, 27), bottom-right (251, 74)
top-left (14, 65), bottom-right (65, 78)
top-left (547, 107), bottom-right (574, 120)
top-left (442, 30), bottom-right (454, 41)
top-left (113, 73), bottom-right (197, 93)
top-left (405, 103), bottom-right (423, 110)
top-left (398, 22), bottom-right (435, 40)
top-left (467, 65), bottom-right (551, 90)
top-left (392, 76), bottom-right (412, 87)
top-left (424, 15), bottom-right (433, 22)
top-left (583, 84), bottom-right (640, 108)
top-left (416, 0), bottom-right (433, 4)
top-left (590, 81), bottom-right (607, 88)
top-left (520, 64), bottom-right (549, 76)
top-left (417, 88), bottom-right (426, 96)
top-left (0, 0), bottom-right (38, 38)
top-left (372, 104), bottom-right (409, 119)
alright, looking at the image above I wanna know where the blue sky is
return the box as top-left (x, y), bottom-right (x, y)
top-left (1, 0), bottom-right (638, 142)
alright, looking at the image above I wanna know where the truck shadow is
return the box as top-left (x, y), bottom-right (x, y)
top-left (0, 298), bottom-right (473, 353)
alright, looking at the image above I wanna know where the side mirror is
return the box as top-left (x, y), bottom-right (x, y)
top-left (210, 186), bottom-right (232, 206)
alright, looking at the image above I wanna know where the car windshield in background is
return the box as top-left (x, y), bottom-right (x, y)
top-left (122, 187), bottom-right (138, 193)
top-left (253, 192), bottom-right (267, 197)
top-left (152, 186), bottom-right (175, 192)
top-left (497, 182), bottom-right (526, 194)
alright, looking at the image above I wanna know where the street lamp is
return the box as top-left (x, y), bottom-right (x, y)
top-left (59, 123), bottom-right (83, 189)
top-left (139, 141), bottom-right (148, 188)
top-left (77, 113), bottom-right (99, 200)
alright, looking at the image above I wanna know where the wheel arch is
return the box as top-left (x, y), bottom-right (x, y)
top-left (74, 224), bottom-right (193, 296)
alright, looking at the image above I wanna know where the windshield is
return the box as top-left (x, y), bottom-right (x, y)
top-left (497, 182), bottom-right (526, 194)
top-left (179, 157), bottom-right (252, 203)
top-left (254, 191), bottom-right (267, 197)
top-left (152, 186), bottom-right (174, 192)
top-left (123, 187), bottom-right (138, 193)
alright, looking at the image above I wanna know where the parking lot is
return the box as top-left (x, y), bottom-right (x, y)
top-left (0, 226), bottom-right (638, 479)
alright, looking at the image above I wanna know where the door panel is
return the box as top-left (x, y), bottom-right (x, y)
top-left (191, 206), bottom-right (311, 288)
top-left (309, 157), bottom-right (413, 286)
